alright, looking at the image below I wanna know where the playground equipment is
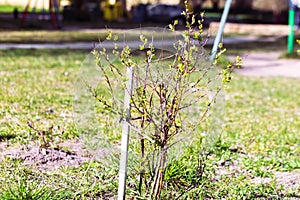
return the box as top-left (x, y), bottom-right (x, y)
top-left (210, 0), bottom-right (232, 61)
top-left (211, 0), bottom-right (300, 56)
top-left (103, 0), bottom-right (123, 21)
top-left (19, 0), bottom-right (61, 29)
top-left (288, 0), bottom-right (300, 53)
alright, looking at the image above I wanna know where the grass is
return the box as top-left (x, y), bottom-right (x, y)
top-left (0, 30), bottom-right (108, 43)
top-left (0, 29), bottom-right (184, 44)
top-left (0, 4), bottom-right (62, 13)
top-left (0, 28), bottom-right (297, 52)
top-left (0, 49), bottom-right (86, 142)
top-left (0, 49), bottom-right (299, 199)
top-left (225, 76), bottom-right (300, 169)
top-left (280, 51), bottom-right (300, 59)
top-left (0, 5), bottom-right (24, 13)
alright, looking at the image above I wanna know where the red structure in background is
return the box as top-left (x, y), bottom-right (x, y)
top-left (19, 0), bottom-right (61, 29)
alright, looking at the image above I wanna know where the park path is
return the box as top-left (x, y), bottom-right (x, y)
top-left (234, 52), bottom-right (300, 78)
top-left (0, 35), bottom-right (277, 50)
top-left (0, 36), bottom-right (299, 78)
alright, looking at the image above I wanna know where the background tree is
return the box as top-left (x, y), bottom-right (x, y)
top-left (211, 0), bottom-right (220, 11)
top-left (231, 0), bottom-right (253, 13)
top-left (253, 0), bottom-right (289, 23)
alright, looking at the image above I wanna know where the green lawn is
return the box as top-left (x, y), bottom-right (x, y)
top-left (0, 4), bottom-right (62, 13)
top-left (0, 30), bottom-right (107, 43)
top-left (0, 49), bottom-right (299, 199)
top-left (0, 5), bottom-right (24, 13)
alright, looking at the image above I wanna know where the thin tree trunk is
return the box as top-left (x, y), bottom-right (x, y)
top-left (150, 146), bottom-right (167, 200)
top-left (139, 138), bottom-right (145, 195)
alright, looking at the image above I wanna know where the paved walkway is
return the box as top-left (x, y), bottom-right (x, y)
top-left (0, 42), bottom-right (95, 50)
top-left (0, 37), bottom-right (299, 78)
top-left (0, 35), bottom-right (281, 50)
top-left (234, 52), bottom-right (300, 78)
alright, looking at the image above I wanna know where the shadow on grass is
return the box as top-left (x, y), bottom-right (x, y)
top-left (0, 133), bottom-right (16, 141)
top-left (0, 48), bottom-right (89, 58)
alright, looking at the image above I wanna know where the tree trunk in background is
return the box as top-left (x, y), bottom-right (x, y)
top-left (70, 0), bottom-right (83, 5)
top-left (211, 0), bottom-right (219, 11)
top-left (193, 0), bottom-right (204, 14)
top-left (252, 0), bottom-right (289, 23)
top-left (231, 0), bottom-right (253, 12)
top-left (272, 0), bottom-right (289, 23)
top-left (121, 0), bottom-right (126, 14)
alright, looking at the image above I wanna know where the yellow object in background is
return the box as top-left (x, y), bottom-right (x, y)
top-left (104, 0), bottom-right (123, 21)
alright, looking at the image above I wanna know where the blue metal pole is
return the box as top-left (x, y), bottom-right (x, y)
top-left (210, 0), bottom-right (233, 62)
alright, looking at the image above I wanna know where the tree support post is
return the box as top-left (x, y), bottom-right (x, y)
top-left (118, 66), bottom-right (134, 200)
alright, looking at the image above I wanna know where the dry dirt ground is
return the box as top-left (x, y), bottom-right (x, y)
top-left (0, 139), bottom-right (91, 171)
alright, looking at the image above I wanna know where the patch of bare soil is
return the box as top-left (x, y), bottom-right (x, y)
top-left (214, 155), bottom-right (300, 197)
top-left (251, 170), bottom-right (300, 199)
top-left (0, 139), bottom-right (92, 171)
top-left (252, 170), bottom-right (300, 192)
top-left (275, 170), bottom-right (300, 191)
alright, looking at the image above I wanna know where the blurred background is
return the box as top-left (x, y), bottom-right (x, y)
top-left (0, 0), bottom-right (295, 30)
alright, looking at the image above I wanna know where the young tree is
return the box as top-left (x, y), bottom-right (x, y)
top-left (81, 3), bottom-right (241, 199)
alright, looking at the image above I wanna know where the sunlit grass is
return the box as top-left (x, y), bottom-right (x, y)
top-left (0, 29), bottom-right (182, 44)
top-left (224, 76), bottom-right (300, 172)
top-left (0, 49), bottom-right (299, 198)
top-left (0, 30), bottom-right (107, 43)
top-left (0, 5), bottom-right (24, 13)
top-left (0, 49), bottom-right (87, 142)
